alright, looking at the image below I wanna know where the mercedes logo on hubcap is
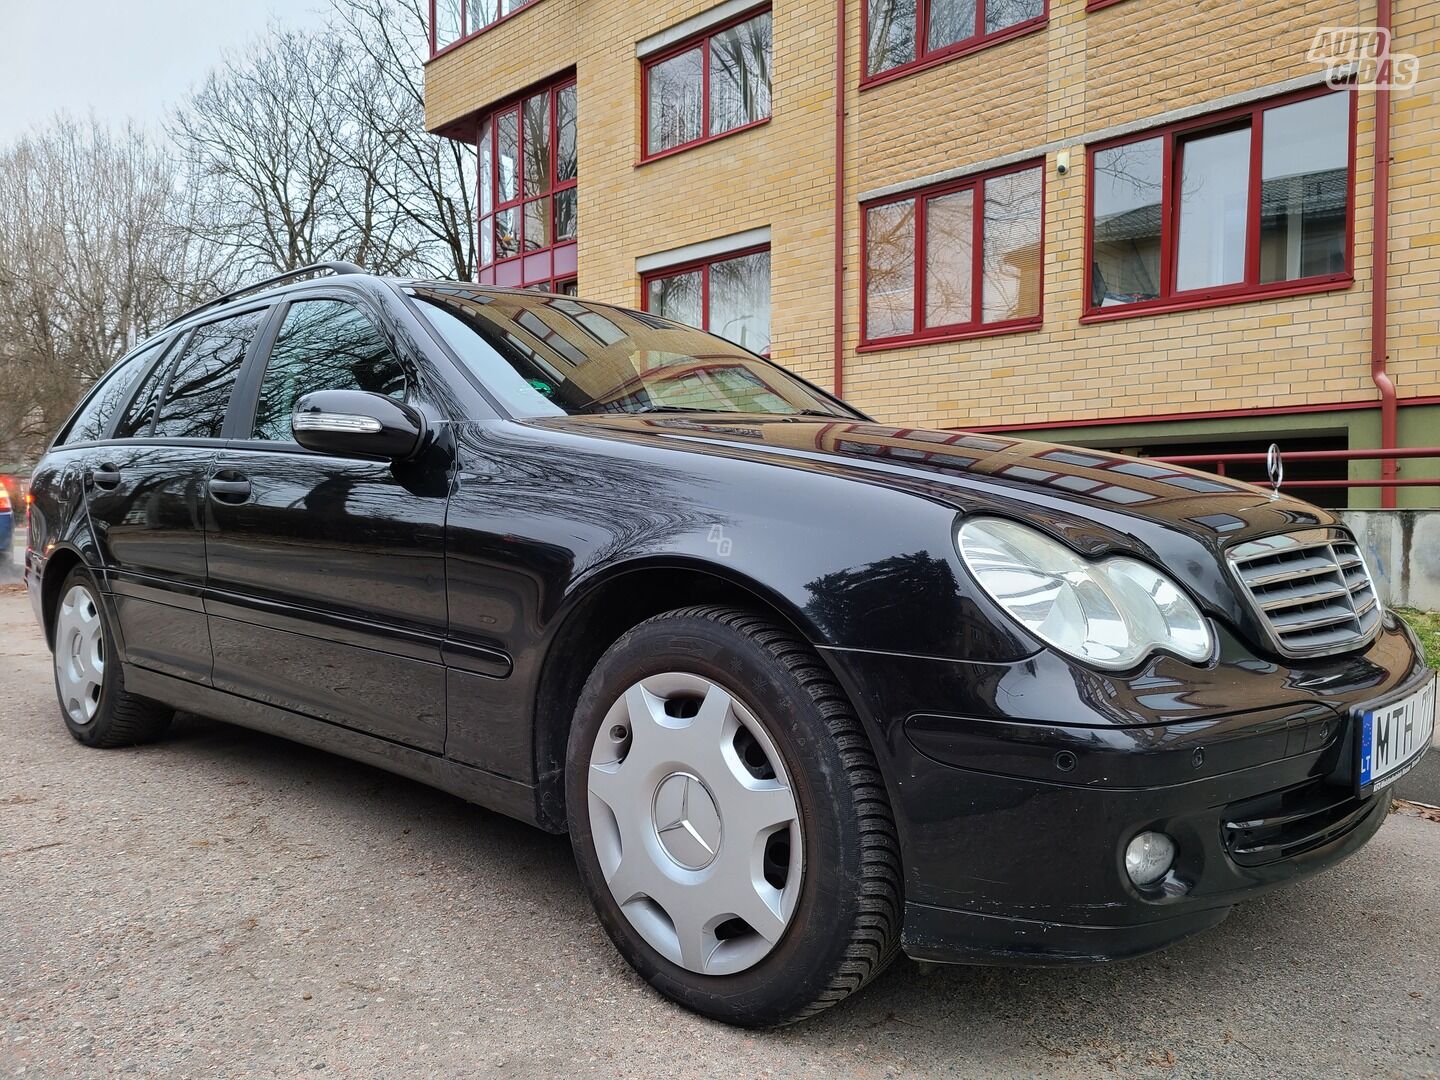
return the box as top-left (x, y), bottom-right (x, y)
top-left (652, 772), bottom-right (722, 870)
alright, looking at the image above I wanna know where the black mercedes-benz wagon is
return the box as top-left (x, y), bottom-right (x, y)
top-left (25, 264), bottom-right (1435, 1026)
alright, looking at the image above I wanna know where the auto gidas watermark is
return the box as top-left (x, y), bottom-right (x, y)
top-left (1309, 26), bottom-right (1420, 90)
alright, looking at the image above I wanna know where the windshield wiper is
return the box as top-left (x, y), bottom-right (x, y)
top-left (625, 405), bottom-right (718, 414)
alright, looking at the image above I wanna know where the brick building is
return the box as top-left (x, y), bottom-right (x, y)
top-left (422, 0), bottom-right (1439, 507)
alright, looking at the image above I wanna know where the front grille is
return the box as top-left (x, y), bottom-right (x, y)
top-left (1227, 529), bottom-right (1380, 658)
top-left (1222, 780), bottom-right (1375, 867)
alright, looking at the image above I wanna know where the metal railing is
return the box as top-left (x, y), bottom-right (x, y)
top-left (1152, 447), bottom-right (1440, 493)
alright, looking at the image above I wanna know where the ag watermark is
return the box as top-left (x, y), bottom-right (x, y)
top-left (707, 525), bottom-right (734, 558)
top-left (1309, 26), bottom-right (1420, 89)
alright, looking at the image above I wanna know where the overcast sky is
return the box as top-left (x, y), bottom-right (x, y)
top-left (0, 1), bottom-right (332, 143)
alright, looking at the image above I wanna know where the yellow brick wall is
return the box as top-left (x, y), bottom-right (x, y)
top-left (424, 0), bottom-right (1439, 431)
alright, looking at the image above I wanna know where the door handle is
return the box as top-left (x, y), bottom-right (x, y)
top-left (88, 464), bottom-right (122, 490)
top-left (207, 474), bottom-right (252, 503)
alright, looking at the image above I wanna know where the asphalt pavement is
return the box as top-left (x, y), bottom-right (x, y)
top-left (2, 528), bottom-right (20, 580)
top-left (1, 586), bottom-right (1438, 1078)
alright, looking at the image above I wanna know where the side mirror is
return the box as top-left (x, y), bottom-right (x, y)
top-left (291, 390), bottom-right (428, 461)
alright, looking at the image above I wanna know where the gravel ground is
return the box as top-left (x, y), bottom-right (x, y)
top-left (1, 586), bottom-right (1438, 1079)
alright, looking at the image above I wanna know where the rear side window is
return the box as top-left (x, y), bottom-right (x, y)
top-left (151, 310), bottom-right (266, 440)
top-left (114, 348), bottom-right (173, 440)
top-left (251, 299), bottom-right (407, 442)
top-left (58, 339), bottom-right (166, 445)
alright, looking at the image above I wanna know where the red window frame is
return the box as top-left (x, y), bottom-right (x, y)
top-left (860, 0), bottom-right (1048, 90)
top-left (640, 244), bottom-right (772, 354)
top-left (1085, 0), bottom-right (1127, 10)
top-left (1083, 84), bottom-right (1357, 324)
top-left (859, 158), bottom-right (1046, 351)
top-left (639, 5), bottom-right (772, 163)
top-left (476, 77), bottom-right (578, 293)
top-left (428, 0), bottom-right (542, 59)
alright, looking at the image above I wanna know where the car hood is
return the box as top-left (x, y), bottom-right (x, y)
top-left (526, 413), bottom-right (1335, 562)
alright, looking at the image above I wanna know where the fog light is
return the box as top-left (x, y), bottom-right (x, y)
top-left (1125, 831), bottom-right (1175, 886)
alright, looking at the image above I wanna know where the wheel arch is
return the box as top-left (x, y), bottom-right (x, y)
top-left (529, 556), bottom-right (842, 832)
top-left (38, 543), bottom-right (92, 651)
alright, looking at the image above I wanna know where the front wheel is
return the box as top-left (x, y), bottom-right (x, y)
top-left (51, 566), bottom-right (172, 748)
top-left (565, 606), bottom-right (901, 1027)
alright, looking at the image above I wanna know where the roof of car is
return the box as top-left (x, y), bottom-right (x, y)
top-left (156, 266), bottom-right (550, 344)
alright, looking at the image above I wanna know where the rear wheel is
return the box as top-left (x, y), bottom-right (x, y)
top-left (51, 566), bottom-right (172, 748)
top-left (566, 606), bottom-right (901, 1027)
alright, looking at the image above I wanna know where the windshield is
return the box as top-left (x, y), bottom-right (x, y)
top-left (408, 284), bottom-right (853, 419)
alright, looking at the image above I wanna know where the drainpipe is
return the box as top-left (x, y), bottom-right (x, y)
top-left (1372, 0), bottom-right (1398, 508)
top-left (832, 0), bottom-right (848, 397)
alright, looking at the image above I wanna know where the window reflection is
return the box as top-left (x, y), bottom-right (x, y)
top-left (925, 189), bottom-right (973, 327)
top-left (431, 0), bottom-right (538, 53)
top-left (982, 167), bottom-right (1043, 322)
top-left (865, 199), bottom-right (916, 340)
top-left (867, 0), bottom-right (1042, 77)
top-left (62, 342), bottom-right (164, 445)
top-left (252, 300), bottom-right (407, 443)
top-left (867, 0), bottom-right (916, 75)
top-left (1092, 138), bottom-right (1162, 307)
top-left (645, 249), bottom-right (771, 354)
top-left (647, 49), bottom-right (704, 152)
top-left (412, 286), bottom-right (843, 419)
top-left (646, 11), bottom-right (772, 156)
top-left (1175, 126), bottom-right (1251, 292)
top-left (151, 311), bottom-right (265, 440)
top-left (709, 13), bottom-right (772, 137)
top-left (1259, 93), bottom-right (1348, 284)
top-left (1088, 88), bottom-right (1352, 312)
top-left (477, 77), bottom-right (577, 292)
top-left (864, 164), bottom-right (1042, 343)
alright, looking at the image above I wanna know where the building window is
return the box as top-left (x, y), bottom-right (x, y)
top-left (1087, 85), bottom-right (1353, 320)
top-left (864, 0), bottom-right (1046, 83)
top-left (430, 0), bottom-right (540, 56)
top-left (861, 160), bottom-right (1044, 347)
top-left (643, 247), bottom-right (771, 354)
top-left (477, 78), bottom-right (578, 292)
top-left (642, 8), bottom-right (772, 161)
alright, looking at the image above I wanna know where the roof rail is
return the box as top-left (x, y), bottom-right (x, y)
top-left (163, 261), bottom-right (366, 330)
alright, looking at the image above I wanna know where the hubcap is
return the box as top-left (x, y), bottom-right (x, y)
top-left (54, 584), bottom-right (105, 726)
top-left (586, 672), bottom-right (804, 976)
top-left (653, 772), bottom-right (722, 870)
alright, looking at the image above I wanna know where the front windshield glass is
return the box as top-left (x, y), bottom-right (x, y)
top-left (408, 284), bottom-right (852, 419)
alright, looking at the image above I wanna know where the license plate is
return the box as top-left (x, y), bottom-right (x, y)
top-left (1357, 675), bottom-right (1436, 792)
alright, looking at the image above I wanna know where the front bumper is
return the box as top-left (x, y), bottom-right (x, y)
top-left (821, 614), bottom-right (1430, 966)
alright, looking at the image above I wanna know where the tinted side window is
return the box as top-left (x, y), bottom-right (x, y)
top-left (152, 311), bottom-right (266, 440)
top-left (251, 299), bottom-right (407, 442)
top-left (114, 345), bottom-right (175, 440)
top-left (59, 340), bottom-right (166, 445)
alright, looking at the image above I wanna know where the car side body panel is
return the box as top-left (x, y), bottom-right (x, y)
top-left (85, 442), bottom-right (217, 684)
top-left (439, 417), bottom-right (1038, 786)
top-left (21, 275), bottom-right (1430, 970)
top-left (24, 449), bottom-right (107, 640)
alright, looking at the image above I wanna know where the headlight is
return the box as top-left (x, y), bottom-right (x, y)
top-left (956, 517), bottom-right (1213, 669)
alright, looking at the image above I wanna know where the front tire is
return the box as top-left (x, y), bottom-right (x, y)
top-left (565, 606), bottom-right (901, 1027)
top-left (51, 566), bottom-right (172, 748)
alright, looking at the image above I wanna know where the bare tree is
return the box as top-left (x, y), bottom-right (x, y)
top-left (173, 29), bottom-right (372, 275)
top-left (329, 0), bottom-right (476, 279)
top-left (0, 118), bottom-right (224, 466)
top-left (173, 5), bottom-right (475, 280)
top-left (1, 2), bottom-right (473, 467)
